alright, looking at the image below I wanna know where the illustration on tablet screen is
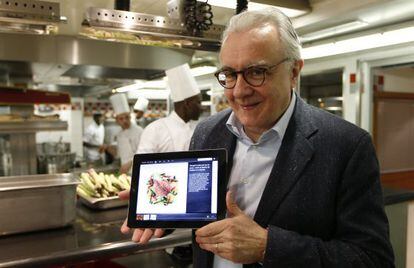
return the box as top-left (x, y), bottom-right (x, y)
top-left (147, 172), bottom-right (178, 206)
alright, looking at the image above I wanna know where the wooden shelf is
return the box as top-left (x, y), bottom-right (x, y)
top-left (381, 170), bottom-right (414, 190)
top-left (374, 91), bottom-right (414, 100)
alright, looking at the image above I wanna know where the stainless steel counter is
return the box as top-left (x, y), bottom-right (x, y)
top-left (0, 203), bottom-right (192, 268)
top-left (1, 185), bottom-right (407, 267)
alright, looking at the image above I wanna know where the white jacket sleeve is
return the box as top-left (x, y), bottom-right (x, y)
top-left (136, 125), bottom-right (159, 154)
top-left (83, 125), bottom-right (93, 143)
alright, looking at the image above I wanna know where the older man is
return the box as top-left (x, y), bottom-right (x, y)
top-left (120, 8), bottom-right (394, 268)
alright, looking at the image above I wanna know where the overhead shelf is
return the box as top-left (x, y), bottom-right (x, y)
top-left (0, 120), bottom-right (68, 134)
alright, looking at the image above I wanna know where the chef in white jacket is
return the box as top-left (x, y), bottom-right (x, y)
top-left (83, 112), bottom-right (107, 165)
top-left (109, 93), bottom-right (143, 174)
top-left (138, 63), bottom-right (203, 153)
top-left (133, 97), bottom-right (149, 127)
top-left (121, 63), bottom-right (203, 172)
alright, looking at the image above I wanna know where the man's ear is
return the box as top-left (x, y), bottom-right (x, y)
top-left (291, 59), bottom-right (304, 88)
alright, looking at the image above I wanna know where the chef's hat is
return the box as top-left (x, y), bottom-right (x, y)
top-left (109, 93), bottom-right (130, 115)
top-left (134, 97), bottom-right (149, 112)
top-left (166, 63), bottom-right (200, 102)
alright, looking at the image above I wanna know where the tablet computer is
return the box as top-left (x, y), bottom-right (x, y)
top-left (127, 149), bottom-right (227, 229)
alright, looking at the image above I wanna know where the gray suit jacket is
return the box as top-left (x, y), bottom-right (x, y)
top-left (189, 96), bottom-right (394, 268)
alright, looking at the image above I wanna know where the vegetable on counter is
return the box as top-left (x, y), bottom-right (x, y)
top-left (77, 168), bottom-right (131, 199)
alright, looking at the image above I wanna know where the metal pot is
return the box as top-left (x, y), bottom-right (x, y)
top-left (0, 153), bottom-right (12, 176)
top-left (37, 142), bottom-right (71, 155)
top-left (37, 153), bottom-right (76, 174)
top-left (0, 137), bottom-right (12, 176)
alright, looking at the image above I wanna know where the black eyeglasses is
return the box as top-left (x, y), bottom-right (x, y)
top-left (214, 58), bottom-right (290, 89)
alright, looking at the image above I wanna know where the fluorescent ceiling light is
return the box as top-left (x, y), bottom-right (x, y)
top-left (206, 0), bottom-right (307, 18)
top-left (115, 66), bottom-right (216, 93)
top-left (190, 66), bottom-right (217, 77)
top-left (142, 80), bottom-right (167, 88)
top-left (127, 89), bottom-right (170, 100)
top-left (300, 20), bottom-right (369, 43)
top-left (302, 26), bottom-right (414, 59)
top-left (115, 79), bottom-right (166, 93)
top-left (115, 81), bottom-right (144, 92)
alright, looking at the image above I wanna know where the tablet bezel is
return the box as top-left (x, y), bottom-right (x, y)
top-left (127, 149), bottom-right (227, 229)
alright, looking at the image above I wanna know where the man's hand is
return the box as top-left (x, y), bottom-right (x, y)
top-left (195, 192), bottom-right (268, 264)
top-left (98, 144), bottom-right (107, 153)
top-left (118, 190), bottom-right (165, 243)
top-left (119, 161), bottom-right (132, 175)
top-left (105, 145), bottom-right (117, 157)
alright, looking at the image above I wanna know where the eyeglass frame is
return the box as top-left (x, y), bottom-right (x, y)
top-left (214, 57), bottom-right (291, 89)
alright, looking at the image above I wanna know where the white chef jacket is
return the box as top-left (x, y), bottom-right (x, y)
top-left (137, 111), bottom-right (198, 153)
top-left (83, 121), bottom-right (105, 162)
top-left (117, 123), bottom-right (143, 165)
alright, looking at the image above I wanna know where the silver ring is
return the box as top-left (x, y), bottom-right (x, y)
top-left (215, 243), bottom-right (219, 251)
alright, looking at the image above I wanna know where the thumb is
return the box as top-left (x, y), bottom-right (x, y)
top-left (118, 189), bottom-right (130, 200)
top-left (226, 191), bottom-right (243, 217)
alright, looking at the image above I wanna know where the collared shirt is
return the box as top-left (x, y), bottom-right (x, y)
top-left (137, 111), bottom-right (198, 153)
top-left (213, 91), bottom-right (296, 268)
top-left (83, 121), bottom-right (105, 162)
top-left (117, 123), bottom-right (143, 165)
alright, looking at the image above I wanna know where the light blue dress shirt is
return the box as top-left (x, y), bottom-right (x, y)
top-left (213, 92), bottom-right (296, 268)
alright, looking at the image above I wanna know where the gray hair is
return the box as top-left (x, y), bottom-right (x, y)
top-left (221, 7), bottom-right (302, 61)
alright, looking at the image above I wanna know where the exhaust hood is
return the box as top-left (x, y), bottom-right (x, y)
top-left (81, 7), bottom-right (224, 52)
top-left (0, 32), bottom-right (195, 94)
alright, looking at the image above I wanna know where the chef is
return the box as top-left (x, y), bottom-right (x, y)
top-left (109, 93), bottom-right (143, 174)
top-left (133, 97), bottom-right (149, 126)
top-left (137, 63), bottom-right (203, 153)
top-left (83, 112), bottom-right (107, 166)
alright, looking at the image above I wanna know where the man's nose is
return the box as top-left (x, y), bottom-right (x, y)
top-left (232, 73), bottom-right (253, 98)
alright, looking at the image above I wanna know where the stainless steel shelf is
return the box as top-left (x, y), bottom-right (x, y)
top-left (82, 7), bottom-right (224, 51)
top-left (0, 120), bottom-right (67, 133)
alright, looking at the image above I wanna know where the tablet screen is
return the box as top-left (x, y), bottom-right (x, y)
top-left (128, 149), bottom-right (227, 228)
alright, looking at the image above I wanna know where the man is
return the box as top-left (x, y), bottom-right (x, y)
top-left (138, 63), bottom-right (202, 154)
top-left (120, 8), bottom-right (394, 267)
top-left (133, 97), bottom-right (149, 126)
top-left (83, 112), bottom-right (107, 166)
top-left (121, 63), bottom-right (202, 160)
top-left (109, 93), bottom-right (143, 174)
